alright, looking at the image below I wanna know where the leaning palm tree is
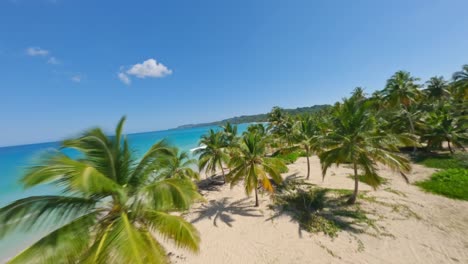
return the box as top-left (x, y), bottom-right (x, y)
top-left (293, 116), bottom-right (320, 179)
top-left (156, 148), bottom-right (200, 180)
top-left (320, 97), bottom-right (414, 204)
top-left (0, 117), bottom-right (201, 264)
top-left (194, 129), bottom-right (229, 183)
top-left (452, 64), bottom-right (468, 100)
top-left (227, 132), bottom-right (287, 207)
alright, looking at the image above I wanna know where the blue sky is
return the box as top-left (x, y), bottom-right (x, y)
top-left (1, 0), bottom-right (468, 147)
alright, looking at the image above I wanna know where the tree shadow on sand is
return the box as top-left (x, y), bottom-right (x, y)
top-left (268, 177), bottom-right (380, 238)
top-left (191, 197), bottom-right (263, 227)
top-left (197, 175), bottom-right (226, 192)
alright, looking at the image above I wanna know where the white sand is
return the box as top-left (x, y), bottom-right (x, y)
top-left (166, 156), bottom-right (468, 264)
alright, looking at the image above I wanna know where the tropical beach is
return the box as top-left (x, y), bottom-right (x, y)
top-left (1, 1), bottom-right (468, 264)
top-left (166, 157), bottom-right (468, 264)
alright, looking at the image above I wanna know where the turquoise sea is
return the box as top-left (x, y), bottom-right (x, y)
top-left (0, 124), bottom-right (249, 261)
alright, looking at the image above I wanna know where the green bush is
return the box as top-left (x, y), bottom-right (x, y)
top-left (416, 169), bottom-right (468, 201)
top-left (273, 151), bottom-right (300, 164)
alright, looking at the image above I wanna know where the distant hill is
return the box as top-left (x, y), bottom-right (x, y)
top-left (176, 105), bottom-right (330, 129)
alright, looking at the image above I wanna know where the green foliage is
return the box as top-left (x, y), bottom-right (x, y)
top-left (416, 169), bottom-right (468, 200)
top-left (195, 129), bottom-right (230, 182)
top-left (347, 174), bottom-right (388, 190)
top-left (0, 117), bottom-right (201, 264)
top-left (177, 105), bottom-right (330, 129)
top-left (227, 131), bottom-right (287, 206)
top-left (319, 93), bottom-right (413, 203)
top-left (272, 186), bottom-right (374, 238)
top-left (414, 153), bottom-right (468, 169)
top-left (272, 151), bottom-right (300, 164)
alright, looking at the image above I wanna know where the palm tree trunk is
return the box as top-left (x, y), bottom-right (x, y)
top-left (405, 109), bottom-right (417, 155)
top-left (254, 187), bottom-right (259, 207)
top-left (219, 160), bottom-right (226, 183)
top-left (306, 148), bottom-right (311, 180)
top-left (219, 161), bottom-right (226, 183)
top-left (447, 139), bottom-right (453, 154)
top-left (348, 163), bottom-right (359, 204)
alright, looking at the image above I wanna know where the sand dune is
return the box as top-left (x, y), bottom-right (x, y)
top-left (166, 156), bottom-right (468, 264)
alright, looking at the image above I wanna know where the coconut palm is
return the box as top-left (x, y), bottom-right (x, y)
top-left (227, 132), bottom-right (287, 206)
top-left (0, 117), bottom-right (201, 264)
top-left (424, 76), bottom-right (450, 101)
top-left (221, 122), bottom-right (238, 147)
top-left (156, 148), bottom-right (200, 180)
top-left (420, 104), bottom-right (468, 153)
top-left (452, 64), bottom-right (468, 100)
top-left (381, 71), bottom-right (422, 153)
top-left (194, 129), bottom-right (229, 183)
top-left (319, 97), bottom-right (413, 204)
top-left (293, 116), bottom-right (320, 179)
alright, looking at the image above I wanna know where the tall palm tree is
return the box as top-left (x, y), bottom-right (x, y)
top-left (156, 148), bottom-right (200, 180)
top-left (0, 117), bottom-right (201, 264)
top-left (227, 132), bottom-right (287, 207)
top-left (320, 97), bottom-right (413, 204)
top-left (381, 71), bottom-right (422, 153)
top-left (452, 64), bottom-right (468, 100)
top-left (293, 116), bottom-right (320, 179)
top-left (424, 76), bottom-right (450, 101)
top-left (194, 129), bottom-right (229, 183)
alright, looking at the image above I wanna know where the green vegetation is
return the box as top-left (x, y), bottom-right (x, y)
top-left (194, 129), bottom-right (230, 183)
top-left (177, 105), bottom-right (330, 129)
top-left (272, 151), bottom-right (300, 164)
top-left (414, 153), bottom-right (468, 169)
top-left (2, 63), bottom-right (468, 263)
top-left (348, 174), bottom-right (388, 190)
top-left (416, 169), bottom-right (468, 201)
top-left (319, 90), bottom-right (413, 204)
top-left (271, 181), bottom-right (378, 238)
top-left (414, 153), bottom-right (468, 200)
top-left (0, 117), bottom-right (201, 264)
top-left (227, 131), bottom-right (287, 207)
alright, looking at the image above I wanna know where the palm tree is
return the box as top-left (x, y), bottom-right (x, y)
top-left (0, 117), bottom-right (201, 264)
top-left (293, 116), bottom-right (320, 179)
top-left (381, 71), bottom-right (422, 153)
top-left (420, 104), bottom-right (468, 153)
top-left (424, 76), bottom-right (450, 101)
top-left (452, 64), bottom-right (468, 100)
top-left (227, 132), bottom-right (287, 207)
top-left (156, 148), bottom-right (200, 180)
top-left (194, 129), bottom-right (229, 183)
top-left (320, 97), bottom-right (413, 204)
top-left (221, 122), bottom-right (238, 147)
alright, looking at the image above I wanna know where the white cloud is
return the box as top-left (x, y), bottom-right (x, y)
top-left (118, 72), bottom-right (131, 85)
top-left (118, 58), bottom-right (172, 85)
top-left (127, 58), bottom-right (172, 78)
top-left (26, 47), bottom-right (49, 56)
top-left (71, 75), bottom-right (82, 83)
top-left (47, 56), bottom-right (60, 64)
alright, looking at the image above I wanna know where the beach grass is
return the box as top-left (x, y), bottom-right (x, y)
top-left (416, 169), bottom-right (468, 201)
top-left (413, 153), bottom-right (468, 169)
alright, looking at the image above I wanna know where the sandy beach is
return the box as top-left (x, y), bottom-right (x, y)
top-left (166, 156), bottom-right (468, 264)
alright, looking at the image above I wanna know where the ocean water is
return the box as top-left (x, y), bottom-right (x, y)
top-left (0, 124), bottom-right (249, 261)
